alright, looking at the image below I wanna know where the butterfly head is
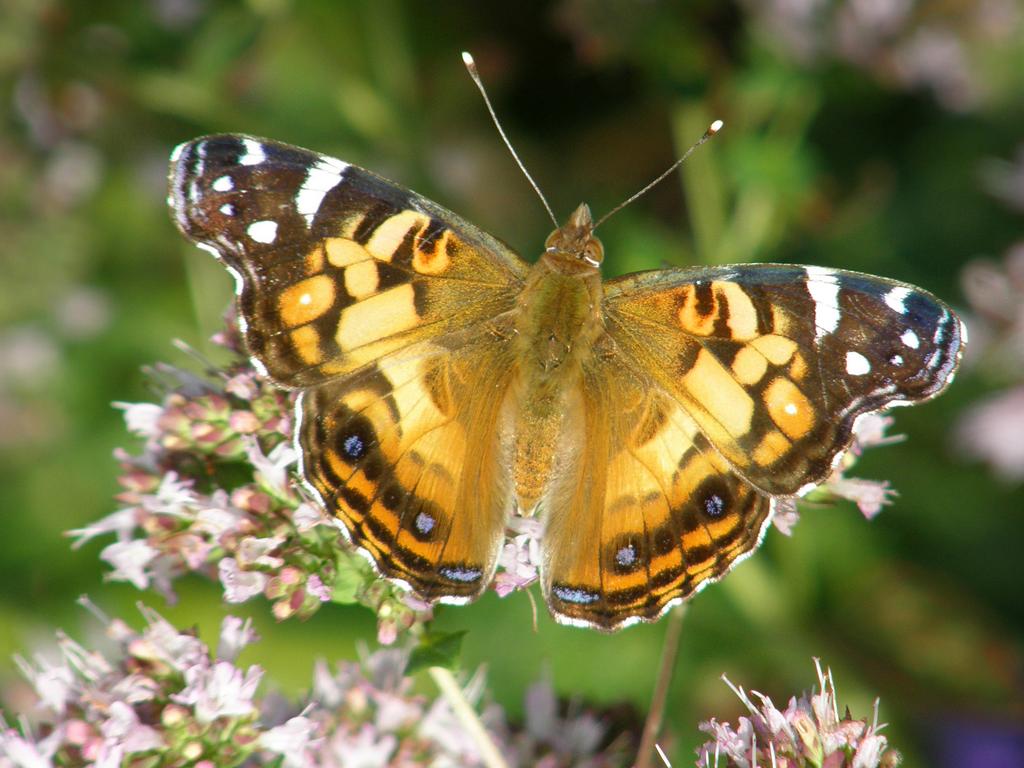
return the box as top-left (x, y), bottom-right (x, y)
top-left (544, 203), bottom-right (604, 269)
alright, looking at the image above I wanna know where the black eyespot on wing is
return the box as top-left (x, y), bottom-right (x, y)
top-left (695, 477), bottom-right (731, 519)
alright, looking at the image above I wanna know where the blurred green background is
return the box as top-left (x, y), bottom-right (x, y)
top-left (2, 1), bottom-right (1022, 764)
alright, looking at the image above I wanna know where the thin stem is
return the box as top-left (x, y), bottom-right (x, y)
top-left (429, 665), bottom-right (509, 768)
top-left (635, 605), bottom-right (687, 768)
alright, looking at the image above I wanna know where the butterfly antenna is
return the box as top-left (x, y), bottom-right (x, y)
top-left (592, 119), bottom-right (724, 231)
top-left (462, 51), bottom-right (558, 229)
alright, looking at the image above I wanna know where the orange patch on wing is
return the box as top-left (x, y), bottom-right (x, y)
top-left (683, 350), bottom-right (755, 437)
top-left (764, 377), bottom-right (816, 440)
top-left (732, 345), bottom-right (769, 385)
top-left (336, 284), bottom-right (420, 352)
top-left (750, 334), bottom-right (797, 366)
top-left (278, 275), bottom-right (336, 327)
top-left (325, 237), bottom-right (370, 268)
top-left (752, 429), bottom-right (791, 467)
top-left (289, 325), bottom-right (322, 365)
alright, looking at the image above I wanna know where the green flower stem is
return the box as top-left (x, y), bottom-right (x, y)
top-left (428, 665), bottom-right (508, 768)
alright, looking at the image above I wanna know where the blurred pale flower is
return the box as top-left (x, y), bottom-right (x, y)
top-left (259, 715), bottom-right (321, 767)
top-left (219, 557), bottom-right (269, 603)
top-left (956, 386), bottom-right (1024, 481)
top-left (982, 145), bottom-right (1024, 213)
top-left (53, 285), bottom-right (112, 340)
top-left (742, 0), bottom-right (1021, 110)
top-left (956, 245), bottom-right (1024, 481)
top-left (98, 539), bottom-right (159, 589)
top-left (216, 616), bottom-right (259, 663)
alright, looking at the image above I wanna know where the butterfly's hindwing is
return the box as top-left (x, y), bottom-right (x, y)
top-left (169, 135), bottom-right (528, 389)
top-left (542, 353), bottom-right (772, 629)
top-left (604, 265), bottom-right (964, 496)
top-left (298, 329), bottom-right (517, 601)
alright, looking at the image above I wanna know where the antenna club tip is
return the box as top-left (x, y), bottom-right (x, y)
top-left (709, 119), bottom-right (724, 134)
top-left (461, 51), bottom-right (476, 68)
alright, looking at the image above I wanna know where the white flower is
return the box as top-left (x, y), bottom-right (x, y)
top-left (0, 722), bottom-right (62, 768)
top-left (66, 507), bottom-right (139, 549)
top-left (292, 502), bottom-right (329, 532)
top-left (325, 725), bottom-right (396, 768)
top-left (99, 540), bottom-right (158, 589)
top-left (14, 654), bottom-right (74, 714)
top-left (140, 472), bottom-right (197, 517)
top-left (245, 439), bottom-right (298, 496)
top-left (260, 715), bottom-right (321, 768)
top-left (135, 606), bottom-right (207, 672)
top-left (217, 616), bottom-right (259, 663)
top-left (99, 701), bottom-right (163, 754)
top-left (236, 536), bottom-right (285, 568)
top-left (493, 517), bottom-right (542, 597)
top-left (172, 661), bottom-right (263, 724)
top-left (826, 476), bottom-right (896, 519)
top-left (113, 401), bottom-right (164, 439)
top-left (218, 557), bottom-right (268, 603)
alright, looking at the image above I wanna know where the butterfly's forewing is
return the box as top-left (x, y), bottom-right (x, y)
top-left (542, 349), bottom-right (772, 629)
top-left (169, 135), bottom-right (527, 599)
top-left (169, 135), bottom-right (528, 389)
top-left (603, 265), bottom-right (965, 496)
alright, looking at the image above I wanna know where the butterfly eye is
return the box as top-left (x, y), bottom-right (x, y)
top-left (582, 239), bottom-right (604, 266)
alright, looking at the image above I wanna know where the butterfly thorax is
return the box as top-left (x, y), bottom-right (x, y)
top-left (507, 204), bottom-right (605, 513)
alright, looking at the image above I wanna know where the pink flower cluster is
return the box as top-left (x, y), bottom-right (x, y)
top-left (68, 324), bottom-right (438, 643)
top-left (696, 660), bottom-right (899, 768)
top-left (0, 604), bottom-right (634, 768)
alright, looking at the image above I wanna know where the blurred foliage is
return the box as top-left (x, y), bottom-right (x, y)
top-left (1, 1), bottom-right (1022, 765)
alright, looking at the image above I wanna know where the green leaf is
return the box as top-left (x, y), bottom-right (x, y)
top-left (407, 630), bottom-right (467, 674)
top-left (330, 551), bottom-right (373, 604)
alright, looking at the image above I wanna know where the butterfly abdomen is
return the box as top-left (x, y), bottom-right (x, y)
top-left (507, 245), bottom-right (604, 512)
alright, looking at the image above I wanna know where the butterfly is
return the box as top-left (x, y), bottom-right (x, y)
top-left (168, 134), bottom-right (964, 631)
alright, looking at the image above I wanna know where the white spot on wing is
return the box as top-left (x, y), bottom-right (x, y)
top-left (170, 142), bottom-right (187, 162)
top-left (239, 138), bottom-right (266, 166)
top-left (247, 220), bottom-right (278, 244)
top-left (212, 175), bottom-right (234, 192)
top-left (805, 266), bottom-right (841, 340)
top-left (845, 350), bottom-right (871, 375)
top-left (219, 203), bottom-right (235, 216)
top-left (901, 329), bottom-right (920, 349)
top-left (884, 286), bottom-right (911, 313)
top-left (296, 157), bottom-right (349, 227)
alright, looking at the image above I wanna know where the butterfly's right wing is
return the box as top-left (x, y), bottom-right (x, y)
top-left (169, 134), bottom-right (529, 388)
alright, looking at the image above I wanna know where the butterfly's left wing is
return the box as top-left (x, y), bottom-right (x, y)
top-left (603, 264), bottom-right (964, 496)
